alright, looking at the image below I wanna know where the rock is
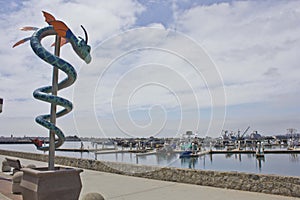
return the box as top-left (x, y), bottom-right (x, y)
top-left (82, 193), bottom-right (105, 200)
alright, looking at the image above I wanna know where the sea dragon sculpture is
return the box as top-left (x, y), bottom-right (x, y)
top-left (13, 11), bottom-right (91, 150)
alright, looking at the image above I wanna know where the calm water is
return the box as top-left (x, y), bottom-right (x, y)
top-left (0, 142), bottom-right (299, 177)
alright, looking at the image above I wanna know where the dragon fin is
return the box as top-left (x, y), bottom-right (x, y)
top-left (42, 11), bottom-right (56, 24)
top-left (51, 37), bottom-right (69, 47)
top-left (20, 26), bottom-right (39, 31)
top-left (42, 11), bottom-right (72, 39)
top-left (12, 37), bottom-right (31, 48)
top-left (50, 20), bottom-right (71, 38)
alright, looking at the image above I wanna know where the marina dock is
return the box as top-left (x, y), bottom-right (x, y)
top-left (94, 149), bottom-right (149, 155)
top-left (54, 148), bottom-right (300, 155)
top-left (55, 148), bottom-right (115, 153)
top-left (210, 149), bottom-right (300, 154)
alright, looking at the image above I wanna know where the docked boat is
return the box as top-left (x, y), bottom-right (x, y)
top-left (179, 151), bottom-right (193, 158)
top-left (178, 131), bottom-right (201, 159)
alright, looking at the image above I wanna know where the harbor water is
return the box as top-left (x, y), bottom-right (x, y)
top-left (0, 141), bottom-right (299, 177)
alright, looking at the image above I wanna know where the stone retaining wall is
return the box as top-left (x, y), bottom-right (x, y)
top-left (1, 149), bottom-right (299, 197)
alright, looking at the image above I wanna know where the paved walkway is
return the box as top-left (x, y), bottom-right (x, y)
top-left (0, 155), bottom-right (299, 200)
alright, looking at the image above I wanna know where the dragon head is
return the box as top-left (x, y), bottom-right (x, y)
top-left (74, 25), bottom-right (91, 64)
top-left (13, 11), bottom-right (93, 64)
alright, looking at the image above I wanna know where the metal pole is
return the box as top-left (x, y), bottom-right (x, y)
top-left (0, 98), bottom-right (3, 113)
top-left (49, 35), bottom-right (61, 170)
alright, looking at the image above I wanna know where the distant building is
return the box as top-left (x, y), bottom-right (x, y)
top-left (186, 131), bottom-right (193, 136)
top-left (249, 131), bottom-right (262, 140)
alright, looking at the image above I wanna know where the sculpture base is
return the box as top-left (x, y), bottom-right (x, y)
top-left (20, 167), bottom-right (83, 200)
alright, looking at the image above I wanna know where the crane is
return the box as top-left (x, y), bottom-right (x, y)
top-left (238, 126), bottom-right (250, 140)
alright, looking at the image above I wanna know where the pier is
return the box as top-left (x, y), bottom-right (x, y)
top-left (94, 149), bottom-right (150, 155)
top-left (53, 147), bottom-right (300, 156)
top-left (135, 148), bottom-right (300, 159)
top-left (210, 149), bottom-right (300, 154)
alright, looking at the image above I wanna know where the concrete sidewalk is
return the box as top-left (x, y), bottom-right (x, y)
top-left (0, 155), bottom-right (298, 200)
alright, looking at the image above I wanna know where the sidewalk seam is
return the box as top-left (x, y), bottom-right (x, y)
top-left (0, 193), bottom-right (12, 200)
top-left (109, 183), bottom-right (177, 199)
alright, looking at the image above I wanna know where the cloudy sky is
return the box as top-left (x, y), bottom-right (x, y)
top-left (0, 0), bottom-right (299, 138)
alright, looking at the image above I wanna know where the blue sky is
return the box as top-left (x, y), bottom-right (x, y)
top-left (0, 0), bottom-right (299, 138)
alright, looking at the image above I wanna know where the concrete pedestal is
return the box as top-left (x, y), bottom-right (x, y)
top-left (20, 167), bottom-right (83, 200)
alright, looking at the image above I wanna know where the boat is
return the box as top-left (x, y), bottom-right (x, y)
top-left (178, 131), bottom-right (200, 159)
top-left (179, 151), bottom-right (193, 158)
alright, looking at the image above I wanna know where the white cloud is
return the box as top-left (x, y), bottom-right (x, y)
top-left (173, 1), bottom-right (300, 134)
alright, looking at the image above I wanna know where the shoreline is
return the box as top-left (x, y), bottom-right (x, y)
top-left (1, 154), bottom-right (297, 200)
top-left (0, 144), bottom-right (299, 177)
top-left (0, 149), bottom-right (299, 198)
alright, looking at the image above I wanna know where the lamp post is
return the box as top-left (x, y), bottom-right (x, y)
top-left (48, 35), bottom-right (61, 170)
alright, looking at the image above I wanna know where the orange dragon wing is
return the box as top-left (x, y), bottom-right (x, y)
top-left (42, 11), bottom-right (71, 39)
top-left (49, 20), bottom-right (70, 38)
top-left (42, 11), bottom-right (56, 24)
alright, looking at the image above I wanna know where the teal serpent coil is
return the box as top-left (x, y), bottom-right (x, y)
top-left (13, 11), bottom-right (91, 151)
